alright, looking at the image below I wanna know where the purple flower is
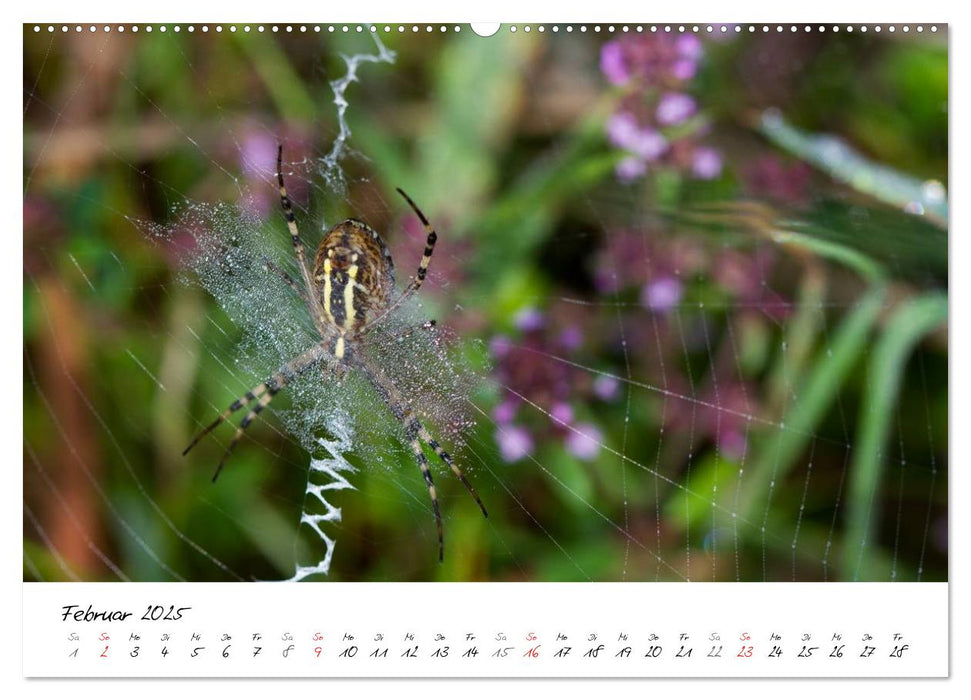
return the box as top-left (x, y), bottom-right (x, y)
top-left (606, 112), bottom-right (640, 149)
top-left (497, 425), bottom-right (534, 463)
top-left (616, 155), bottom-right (647, 182)
top-left (489, 335), bottom-right (513, 359)
top-left (237, 130), bottom-right (279, 217)
top-left (719, 429), bottom-right (748, 461)
top-left (641, 276), bottom-right (683, 312)
top-left (692, 147), bottom-right (723, 179)
top-left (656, 93), bottom-right (697, 126)
top-left (493, 400), bottom-right (517, 425)
top-left (607, 113), bottom-right (668, 162)
top-left (629, 128), bottom-right (668, 161)
top-left (558, 326), bottom-right (584, 350)
top-left (675, 34), bottom-right (703, 61)
top-left (600, 40), bottom-right (629, 86)
top-left (240, 130), bottom-right (276, 177)
top-left (514, 307), bottom-right (544, 332)
top-left (593, 375), bottom-right (621, 401)
top-left (671, 59), bottom-right (698, 81)
top-left (550, 402), bottom-right (574, 426)
top-left (566, 423), bottom-right (602, 461)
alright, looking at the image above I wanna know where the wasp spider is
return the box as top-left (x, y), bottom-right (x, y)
top-left (183, 146), bottom-right (487, 562)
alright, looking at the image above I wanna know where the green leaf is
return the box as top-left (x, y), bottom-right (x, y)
top-left (841, 293), bottom-right (947, 580)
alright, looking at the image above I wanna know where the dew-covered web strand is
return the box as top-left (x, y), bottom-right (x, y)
top-left (23, 294), bottom-right (186, 581)
top-left (609, 273), bottom-right (634, 581)
top-left (628, 201), bottom-right (675, 582)
top-left (22, 33), bottom-right (273, 580)
top-left (790, 441), bottom-right (816, 580)
top-left (23, 32), bottom-right (110, 197)
top-left (914, 351), bottom-right (938, 582)
top-left (23, 32), bottom-right (54, 118)
top-left (34, 289), bottom-right (244, 580)
top-left (671, 308), bottom-right (699, 577)
top-left (890, 400), bottom-right (907, 581)
top-left (494, 342), bottom-right (850, 563)
top-left (496, 383), bottom-right (798, 568)
top-left (23, 502), bottom-right (81, 582)
top-left (24, 441), bottom-right (131, 582)
top-left (166, 37), bottom-right (278, 192)
top-left (457, 419), bottom-right (595, 582)
top-left (697, 304), bottom-right (722, 581)
top-left (817, 314), bottom-right (852, 581)
top-left (118, 71), bottom-right (245, 201)
top-left (722, 309), bottom-right (751, 581)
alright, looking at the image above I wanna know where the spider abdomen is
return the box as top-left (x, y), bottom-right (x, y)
top-left (314, 219), bottom-right (395, 334)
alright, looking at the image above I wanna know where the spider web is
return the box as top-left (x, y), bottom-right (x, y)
top-left (22, 23), bottom-right (948, 584)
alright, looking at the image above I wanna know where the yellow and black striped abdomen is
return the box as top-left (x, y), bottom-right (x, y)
top-left (313, 219), bottom-right (395, 336)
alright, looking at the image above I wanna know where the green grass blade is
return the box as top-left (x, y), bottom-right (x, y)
top-left (841, 293), bottom-right (947, 580)
top-left (738, 285), bottom-right (886, 525)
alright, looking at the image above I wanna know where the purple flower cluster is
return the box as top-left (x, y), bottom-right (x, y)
top-left (594, 228), bottom-right (707, 313)
top-left (601, 34), bottom-right (723, 183)
top-left (590, 225), bottom-right (795, 462)
top-left (595, 228), bottom-right (788, 319)
top-left (490, 306), bottom-right (615, 464)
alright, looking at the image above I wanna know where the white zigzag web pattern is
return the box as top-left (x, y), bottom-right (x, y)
top-left (285, 419), bottom-right (357, 581)
top-left (285, 31), bottom-right (396, 580)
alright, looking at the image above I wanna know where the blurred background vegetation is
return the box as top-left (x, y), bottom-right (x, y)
top-left (23, 24), bottom-right (947, 582)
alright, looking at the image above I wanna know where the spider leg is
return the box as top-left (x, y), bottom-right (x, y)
top-left (265, 259), bottom-right (308, 303)
top-left (417, 425), bottom-right (488, 518)
top-left (356, 189), bottom-right (439, 336)
top-left (355, 357), bottom-right (486, 561)
top-left (277, 145), bottom-right (323, 313)
top-left (182, 381), bottom-right (271, 457)
top-left (406, 421), bottom-right (444, 563)
top-left (395, 187), bottom-right (438, 293)
top-left (183, 344), bottom-right (327, 480)
top-left (211, 383), bottom-right (283, 483)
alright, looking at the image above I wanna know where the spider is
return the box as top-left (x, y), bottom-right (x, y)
top-left (183, 145), bottom-right (487, 562)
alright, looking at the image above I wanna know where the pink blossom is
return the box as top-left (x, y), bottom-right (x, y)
top-left (656, 93), bottom-right (697, 126)
top-left (550, 402), bottom-right (574, 426)
top-left (671, 58), bottom-right (698, 81)
top-left (497, 425), bottom-right (534, 463)
top-left (640, 276), bottom-right (683, 312)
top-left (616, 155), bottom-right (647, 182)
top-left (675, 34), bottom-right (703, 61)
top-left (605, 112), bottom-right (641, 149)
top-left (493, 400), bottom-right (517, 425)
top-left (719, 429), bottom-right (748, 461)
top-left (514, 307), bottom-right (544, 332)
top-left (240, 130), bottom-right (277, 177)
top-left (489, 335), bottom-right (513, 359)
top-left (629, 128), bottom-right (668, 161)
top-left (566, 423), bottom-right (602, 460)
top-left (692, 147), bottom-right (723, 179)
top-left (593, 375), bottom-right (621, 401)
top-left (600, 41), bottom-right (630, 86)
top-left (558, 326), bottom-right (584, 350)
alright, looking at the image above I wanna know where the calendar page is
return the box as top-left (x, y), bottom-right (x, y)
top-left (22, 13), bottom-right (950, 682)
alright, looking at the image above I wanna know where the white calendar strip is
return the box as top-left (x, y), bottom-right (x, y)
top-left (23, 582), bottom-right (947, 677)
